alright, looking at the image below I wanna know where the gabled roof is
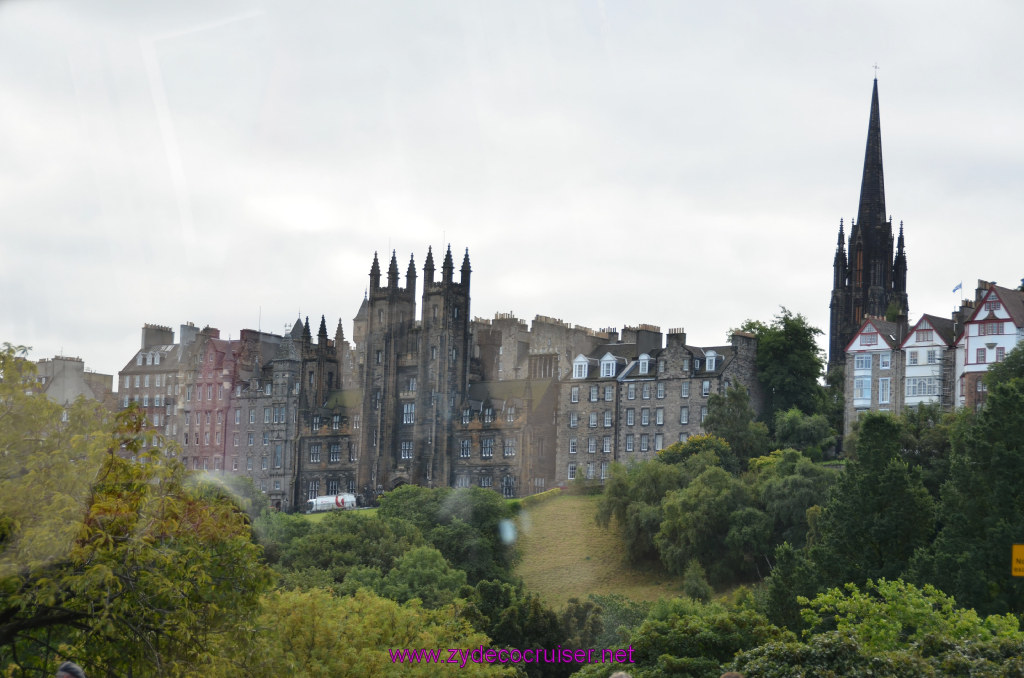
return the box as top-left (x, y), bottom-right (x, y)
top-left (964, 285), bottom-right (1024, 327)
top-left (900, 314), bottom-right (955, 349)
top-left (845, 317), bottom-right (903, 352)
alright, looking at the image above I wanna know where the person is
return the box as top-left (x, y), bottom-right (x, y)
top-left (56, 662), bottom-right (86, 678)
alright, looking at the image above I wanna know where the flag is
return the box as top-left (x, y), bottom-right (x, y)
top-left (952, 282), bottom-right (962, 294)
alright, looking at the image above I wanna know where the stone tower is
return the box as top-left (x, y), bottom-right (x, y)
top-left (829, 79), bottom-right (909, 367)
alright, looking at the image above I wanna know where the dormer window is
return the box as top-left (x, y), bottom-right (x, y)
top-left (861, 333), bottom-right (878, 346)
top-left (600, 353), bottom-right (616, 378)
top-left (706, 351), bottom-right (717, 371)
top-left (638, 354), bottom-right (650, 375)
top-left (154, 353), bottom-right (160, 365)
top-left (572, 355), bottom-right (589, 379)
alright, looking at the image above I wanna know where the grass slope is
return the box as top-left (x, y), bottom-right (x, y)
top-left (515, 493), bottom-right (681, 608)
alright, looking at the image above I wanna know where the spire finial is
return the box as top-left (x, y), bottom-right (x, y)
top-left (873, 62), bottom-right (879, 80)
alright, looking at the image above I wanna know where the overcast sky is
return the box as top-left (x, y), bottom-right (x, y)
top-left (2, 1), bottom-right (1022, 380)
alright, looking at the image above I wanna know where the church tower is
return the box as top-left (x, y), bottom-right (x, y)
top-left (828, 79), bottom-right (909, 367)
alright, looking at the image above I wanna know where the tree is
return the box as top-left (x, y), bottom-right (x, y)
top-left (377, 545), bottom-right (467, 608)
top-left (737, 308), bottom-right (826, 425)
top-left (812, 413), bottom-right (935, 589)
top-left (911, 373), bottom-right (1024, 615)
top-left (209, 588), bottom-right (512, 677)
top-left (702, 384), bottom-right (771, 471)
top-left (0, 345), bottom-right (274, 677)
top-left (773, 407), bottom-right (834, 462)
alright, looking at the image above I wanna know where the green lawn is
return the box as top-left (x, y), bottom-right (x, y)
top-left (514, 493), bottom-right (682, 608)
top-left (301, 507), bottom-right (377, 522)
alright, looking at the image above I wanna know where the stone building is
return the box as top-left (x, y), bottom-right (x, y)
top-left (117, 323), bottom-right (183, 437)
top-left (36, 355), bottom-right (115, 411)
top-left (555, 325), bottom-right (760, 484)
top-left (829, 79), bottom-right (909, 368)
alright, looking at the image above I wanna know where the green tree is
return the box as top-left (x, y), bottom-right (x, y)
top-left (752, 449), bottom-right (835, 548)
top-left (737, 308), bottom-right (826, 425)
top-left (210, 588), bottom-right (512, 677)
top-left (378, 545), bottom-right (467, 608)
top-left (911, 374), bottom-right (1024, 615)
top-left (682, 559), bottom-right (713, 602)
top-left (702, 384), bottom-right (771, 471)
top-left (812, 413), bottom-right (935, 588)
top-left (0, 346), bottom-right (274, 677)
top-left (773, 407), bottom-right (835, 462)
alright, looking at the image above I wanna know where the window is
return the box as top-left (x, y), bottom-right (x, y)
top-left (408, 377), bottom-right (416, 392)
top-left (329, 444), bottom-right (341, 463)
top-left (586, 462), bottom-right (595, 480)
top-left (588, 437), bottom-right (597, 453)
top-left (639, 356), bottom-right (649, 374)
top-left (603, 411), bottom-right (612, 427)
top-left (602, 436), bottom-right (611, 453)
top-left (917, 329), bottom-right (933, 342)
top-left (403, 403), bottom-right (415, 424)
top-left (506, 407), bottom-right (516, 423)
top-left (570, 386), bottom-right (579, 403)
top-left (310, 444), bottom-right (321, 463)
top-left (248, 432), bottom-right (254, 446)
top-left (908, 351), bottom-right (918, 366)
top-left (263, 432), bottom-right (269, 445)
top-left (655, 434), bottom-right (664, 451)
top-left (976, 347), bottom-right (986, 364)
top-left (642, 384), bottom-right (651, 400)
top-left (589, 412), bottom-right (598, 428)
top-left (880, 352), bottom-right (891, 370)
top-left (573, 359), bottom-right (588, 379)
top-left (861, 333), bottom-right (878, 345)
top-left (655, 408), bottom-right (664, 425)
top-left (312, 415), bottom-right (321, 429)
top-left (569, 437), bottom-right (578, 454)
top-left (985, 300), bottom-right (1002, 312)
top-left (137, 375), bottom-right (142, 388)
top-left (353, 415), bottom-right (360, 429)
top-left (702, 380), bottom-right (711, 397)
top-left (233, 433), bottom-right (239, 447)
top-left (249, 408), bottom-right (255, 424)
top-left (626, 408), bottom-right (635, 426)
top-left (483, 407), bottom-right (494, 423)
top-left (261, 407), bottom-right (269, 423)
top-left (137, 355), bottom-right (143, 366)
top-left (203, 432), bottom-right (210, 445)
top-left (601, 359), bottom-right (615, 378)
top-left (142, 395), bottom-right (149, 407)
top-left (681, 382), bottom-right (690, 398)
top-left (261, 456), bottom-right (267, 470)
top-left (375, 350), bottom-right (383, 365)
top-left (218, 385), bottom-right (223, 400)
top-left (854, 354), bottom-right (872, 370)
top-left (604, 386), bottom-right (614, 401)
top-left (569, 412), bottom-right (579, 428)
top-left (504, 439), bottom-right (515, 457)
top-left (401, 441), bottom-right (414, 459)
top-left (232, 457), bottom-right (238, 471)
top-left (480, 476), bottom-right (492, 488)
top-left (927, 350), bottom-right (938, 365)
top-left (460, 440), bottom-right (471, 458)
top-left (680, 406), bottom-right (689, 424)
top-left (154, 395), bottom-right (161, 407)
top-left (657, 382), bottom-right (665, 399)
top-left (567, 463), bottom-right (577, 480)
top-left (247, 457), bottom-right (253, 471)
top-left (854, 377), bottom-right (871, 400)
top-left (234, 409), bottom-right (240, 425)
top-left (481, 438), bottom-right (494, 458)
top-left (601, 461), bottom-right (609, 479)
top-left (906, 377), bottom-right (939, 397)
top-left (700, 406), bottom-right (708, 423)
top-left (332, 414), bottom-right (341, 430)
top-left (349, 444), bottom-right (358, 462)
top-left (307, 480), bottom-right (319, 501)
top-left (641, 408), bottom-right (650, 425)
top-left (143, 374), bottom-right (150, 387)
top-left (326, 479), bottom-right (340, 496)
top-left (706, 356), bottom-right (716, 371)
top-left (590, 386), bottom-right (599, 402)
top-left (625, 433), bottom-right (635, 451)
top-left (274, 444), bottom-right (282, 468)
top-left (640, 434), bottom-right (649, 451)
top-left (997, 346), bottom-right (1006, 362)
top-left (878, 378), bottom-right (890, 404)
top-left (462, 408), bottom-right (472, 424)
top-left (979, 321), bottom-right (1004, 336)
top-left (455, 475), bottom-right (470, 488)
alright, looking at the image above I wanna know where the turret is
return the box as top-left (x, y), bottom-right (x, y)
top-left (423, 246), bottom-right (435, 285)
top-left (460, 248), bottom-right (471, 286)
top-left (406, 253), bottom-right (417, 294)
top-left (369, 252), bottom-right (381, 290)
top-left (442, 244), bottom-right (454, 284)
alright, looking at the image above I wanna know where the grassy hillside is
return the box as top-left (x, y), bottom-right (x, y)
top-left (515, 493), bottom-right (682, 608)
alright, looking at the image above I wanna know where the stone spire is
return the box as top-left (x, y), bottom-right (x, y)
top-left (387, 250), bottom-right (399, 288)
top-left (460, 247), bottom-right (471, 285)
top-left (302, 316), bottom-right (311, 343)
top-left (856, 78), bottom-right (887, 231)
top-left (442, 244), bottom-right (454, 283)
top-left (369, 252), bottom-right (381, 290)
top-left (318, 314), bottom-right (328, 341)
top-left (423, 246), bottom-right (435, 284)
top-left (406, 253), bottom-right (417, 292)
